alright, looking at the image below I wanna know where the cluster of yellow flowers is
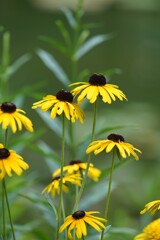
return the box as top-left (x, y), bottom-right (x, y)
top-left (0, 73), bottom-right (143, 239)
top-left (134, 200), bottom-right (160, 240)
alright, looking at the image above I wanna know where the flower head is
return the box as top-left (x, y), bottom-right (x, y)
top-left (0, 102), bottom-right (33, 133)
top-left (140, 200), bottom-right (160, 215)
top-left (0, 143), bottom-right (29, 179)
top-left (53, 160), bottom-right (101, 182)
top-left (59, 210), bottom-right (107, 239)
top-left (42, 173), bottom-right (82, 198)
top-left (69, 73), bottom-right (127, 104)
top-left (134, 218), bottom-right (160, 240)
top-left (86, 133), bottom-right (141, 160)
top-left (32, 90), bottom-right (84, 123)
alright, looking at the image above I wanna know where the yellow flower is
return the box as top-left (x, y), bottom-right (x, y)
top-left (59, 210), bottom-right (107, 239)
top-left (140, 200), bottom-right (160, 215)
top-left (0, 102), bottom-right (33, 133)
top-left (0, 143), bottom-right (29, 179)
top-left (32, 90), bottom-right (84, 123)
top-left (86, 133), bottom-right (141, 160)
top-left (69, 73), bottom-right (127, 104)
top-left (52, 160), bottom-right (101, 181)
top-left (42, 173), bottom-right (82, 198)
top-left (134, 218), bottom-right (160, 240)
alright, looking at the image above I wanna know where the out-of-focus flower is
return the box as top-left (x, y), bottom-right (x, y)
top-left (42, 173), bottom-right (82, 197)
top-left (86, 133), bottom-right (141, 160)
top-left (134, 218), bottom-right (160, 240)
top-left (53, 160), bottom-right (101, 181)
top-left (140, 200), bottom-right (160, 215)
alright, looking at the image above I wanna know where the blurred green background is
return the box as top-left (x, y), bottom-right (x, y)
top-left (1, 0), bottom-right (160, 239)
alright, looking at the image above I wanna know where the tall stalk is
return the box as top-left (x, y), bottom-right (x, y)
top-left (100, 149), bottom-right (116, 240)
top-left (73, 101), bottom-right (97, 212)
top-left (69, 0), bottom-right (84, 159)
top-left (2, 129), bottom-right (16, 239)
top-left (56, 114), bottom-right (65, 240)
top-left (0, 31), bottom-right (10, 102)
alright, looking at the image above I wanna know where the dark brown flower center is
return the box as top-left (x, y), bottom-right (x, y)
top-left (0, 148), bottom-right (10, 159)
top-left (52, 176), bottom-right (61, 181)
top-left (69, 160), bottom-right (82, 165)
top-left (72, 210), bottom-right (85, 219)
top-left (56, 90), bottom-right (73, 103)
top-left (1, 102), bottom-right (16, 113)
top-left (89, 74), bottom-right (107, 86)
top-left (107, 133), bottom-right (125, 142)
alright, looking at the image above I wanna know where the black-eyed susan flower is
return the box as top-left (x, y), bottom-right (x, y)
top-left (86, 133), bottom-right (141, 160)
top-left (134, 218), bottom-right (160, 240)
top-left (59, 210), bottom-right (107, 239)
top-left (0, 143), bottom-right (29, 179)
top-left (32, 90), bottom-right (84, 123)
top-left (140, 200), bottom-right (160, 215)
top-left (69, 73), bottom-right (127, 104)
top-left (52, 160), bottom-right (101, 182)
top-left (42, 173), bottom-right (82, 198)
top-left (0, 102), bottom-right (33, 133)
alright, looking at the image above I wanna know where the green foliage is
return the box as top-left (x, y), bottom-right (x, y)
top-left (0, 1), bottom-right (143, 240)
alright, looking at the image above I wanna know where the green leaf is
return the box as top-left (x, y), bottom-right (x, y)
top-left (39, 36), bottom-right (69, 56)
top-left (102, 68), bottom-right (123, 78)
top-left (9, 129), bottom-right (43, 152)
top-left (110, 227), bottom-right (137, 235)
top-left (35, 110), bottom-right (70, 145)
top-left (8, 53), bottom-right (32, 76)
top-left (37, 49), bottom-right (70, 86)
top-left (56, 20), bottom-right (71, 46)
top-left (75, 34), bottom-right (113, 60)
top-left (12, 81), bottom-right (46, 99)
top-left (43, 193), bottom-right (58, 220)
top-left (34, 141), bottom-right (60, 172)
top-left (62, 8), bottom-right (76, 28)
top-left (80, 180), bottom-right (116, 209)
top-left (96, 125), bottom-right (127, 137)
top-left (76, 29), bottom-right (90, 49)
top-left (20, 192), bottom-right (57, 227)
top-left (2, 31), bottom-right (10, 68)
top-left (35, 109), bottom-right (62, 137)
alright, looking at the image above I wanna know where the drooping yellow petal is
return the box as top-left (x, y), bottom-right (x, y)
top-left (76, 220), bottom-right (83, 239)
top-left (84, 217), bottom-right (102, 232)
top-left (116, 143), bottom-right (127, 158)
top-left (105, 142), bottom-right (116, 153)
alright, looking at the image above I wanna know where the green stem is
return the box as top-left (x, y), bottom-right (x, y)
top-left (69, 122), bottom-right (75, 159)
top-left (82, 235), bottom-right (85, 240)
top-left (100, 149), bottom-right (116, 240)
top-left (4, 128), bottom-right (8, 147)
top-left (2, 179), bottom-right (6, 240)
top-left (3, 128), bottom-right (16, 239)
top-left (3, 178), bottom-right (16, 240)
top-left (73, 101), bottom-right (97, 212)
top-left (0, 31), bottom-right (10, 102)
top-left (56, 114), bottom-right (65, 240)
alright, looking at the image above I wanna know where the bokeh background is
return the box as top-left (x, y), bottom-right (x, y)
top-left (1, 0), bottom-right (160, 239)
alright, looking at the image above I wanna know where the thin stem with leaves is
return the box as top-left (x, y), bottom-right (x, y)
top-left (100, 149), bottom-right (116, 240)
top-left (2, 129), bottom-right (16, 240)
top-left (56, 113), bottom-right (66, 240)
top-left (73, 101), bottom-right (97, 212)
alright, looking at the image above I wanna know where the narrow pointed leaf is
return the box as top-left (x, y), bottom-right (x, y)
top-left (62, 8), bottom-right (76, 28)
top-left (37, 49), bottom-right (70, 85)
top-left (9, 53), bottom-right (32, 75)
top-left (75, 34), bottom-right (113, 60)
